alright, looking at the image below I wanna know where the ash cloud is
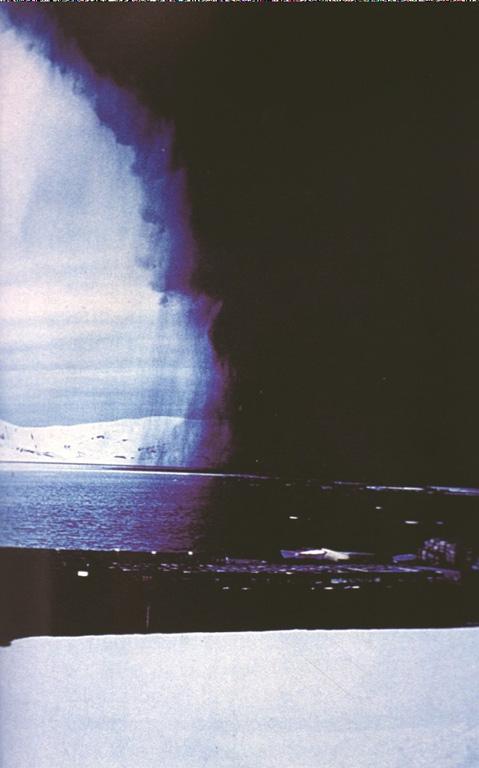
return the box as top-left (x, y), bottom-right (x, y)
top-left (4, 8), bottom-right (479, 483)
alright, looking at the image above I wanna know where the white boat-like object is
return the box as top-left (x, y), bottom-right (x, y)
top-left (280, 548), bottom-right (375, 563)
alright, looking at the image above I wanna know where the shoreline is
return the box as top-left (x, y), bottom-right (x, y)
top-left (2, 547), bottom-right (477, 645)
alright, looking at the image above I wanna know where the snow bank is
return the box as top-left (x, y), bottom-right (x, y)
top-left (1, 628), bottom-right (478, 768)
top-left (0, 417), bottom-right (229, 468)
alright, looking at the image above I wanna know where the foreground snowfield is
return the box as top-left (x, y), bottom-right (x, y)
top-left (1, 629), bottom-right (478, 768)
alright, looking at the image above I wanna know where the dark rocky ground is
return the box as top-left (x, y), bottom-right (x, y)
top-left (1, 547), bottom-right (478, 645)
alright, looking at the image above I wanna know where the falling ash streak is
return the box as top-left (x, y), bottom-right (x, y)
top-left (3, 10), bottom-right (230, 468)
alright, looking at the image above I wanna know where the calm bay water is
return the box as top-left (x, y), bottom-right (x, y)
top-left (1, 463), bottom-right (478, 556)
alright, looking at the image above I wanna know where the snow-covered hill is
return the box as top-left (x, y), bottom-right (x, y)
top-left (0, 417), bottom-right (230, 468)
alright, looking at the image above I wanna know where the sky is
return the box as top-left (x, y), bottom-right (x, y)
top-left (0, 22), bottom-right (157, 426)
top-left (1, 7), bottom-right (479, 484)
top-left (0, 13), bottom-right (226, 438)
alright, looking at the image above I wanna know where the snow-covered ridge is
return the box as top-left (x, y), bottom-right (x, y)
top-left (0, 417), bottom-right (229, 468)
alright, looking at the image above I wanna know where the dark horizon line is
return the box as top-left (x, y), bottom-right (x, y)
top-left (1, 460), bottom-right (478, 496)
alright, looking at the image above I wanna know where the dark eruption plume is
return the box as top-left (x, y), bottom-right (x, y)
top-left (4, 7), bottom-right (479, 484)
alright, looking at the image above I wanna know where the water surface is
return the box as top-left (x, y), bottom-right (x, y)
top-left (1, 463), bottom-right (477, 556)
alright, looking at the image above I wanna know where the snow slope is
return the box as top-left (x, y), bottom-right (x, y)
top-left (0, 417), bottom-right (229, 468)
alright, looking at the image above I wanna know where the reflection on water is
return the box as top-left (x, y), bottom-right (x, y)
top-left (0, 464), bottom-right (477, 556)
